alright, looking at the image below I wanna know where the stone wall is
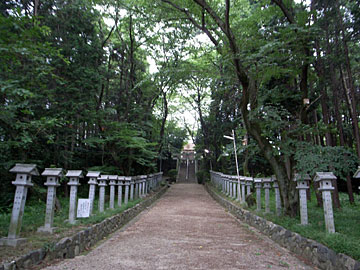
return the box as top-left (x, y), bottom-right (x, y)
top-left (1, 185), bottom-right (168, 270)
top-left (205, 183), bottom-right (360, 270)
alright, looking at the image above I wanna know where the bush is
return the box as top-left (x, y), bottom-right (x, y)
top-left (196, 170), bottom-right (209, 184)
top-left (167, 169), bottom-right (178, 183)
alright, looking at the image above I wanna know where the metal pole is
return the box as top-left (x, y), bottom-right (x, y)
top-left (232, 130), bottom-right (241, 202)
top-left (186, 154), bottom-right (189, 180)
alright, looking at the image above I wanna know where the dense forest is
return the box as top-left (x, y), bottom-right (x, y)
top-left (1, 0), bottom-right (360, 217)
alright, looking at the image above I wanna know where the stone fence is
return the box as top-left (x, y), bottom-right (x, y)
top-left (210, 170), bottom-right (338, 234)
top-left (0, 185), bottom-right (168, 270)
top-left (205, 183), bottom-right (360, 270)
top-left (0, 163), bottom-right (163, 248)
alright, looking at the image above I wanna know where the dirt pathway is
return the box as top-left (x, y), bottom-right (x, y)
top-left (42, 184), bottom-right (316, 270)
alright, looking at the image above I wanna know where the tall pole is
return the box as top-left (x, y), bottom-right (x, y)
top-left (232, 130), bottom-right (241, 202)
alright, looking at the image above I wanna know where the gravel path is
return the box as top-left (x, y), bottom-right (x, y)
top-left (42, 184), bottom-right (316, 270)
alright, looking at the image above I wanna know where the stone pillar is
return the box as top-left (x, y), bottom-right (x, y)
top-left (254, 178), bottom-right (262, 211)
top-left (108, 175), bottom-right (117, 209)
top-left (66, 170), bottom-right (83, 224)
top-left (130, 177), bottom-right (135, 201)
top-left (98, 175), bottom-right (108, 213)
top-left (159, 172), bottom-right (163, 185)
top-left (186, 158), bottom-right (189, 180)
top-left (225, 176), bottom-right (228, 195)
top-left (272, 176), bottom-right (282, 216)
top-left (140, 175), bottom-right (146, 197)
top-left (153, 173), bottom-right (157, 189)
top-left (86, 171), bottom-right (100, 215)
top-left (124, 177), bottom-right (131, 204)
top-left (134, 176), bottom-right (139, 199)
top-left (314, 172), bottom-right (337, 233)
top-left (229, 176), bottom-right (233, 198)
top-left (220, 173), bottom-right (224, 193)
top-left (117, 176), bottom-right (124, 207)
top-left (245, 177), bottom-right (253, 196)
top-left (38, 168), bottom-right (63, 234)
top-left (137, 176), bottom-right (143, 198)
top-left (232, 177), bottom-right (237, 199)
top-left (262, 178), bottom-right (272, 213)
top-left (294, 174), bottom-right (311, 224)
top-left (148, 175), bottom-right (152, 193)
top-left (240, 177), bottom-right (246, 203)
top-left (142, 176), bottom-right (147, 196)
top-left (233, 175), bottom-right (241, 202)
top-left (0, 164), bottom-right (38, 247)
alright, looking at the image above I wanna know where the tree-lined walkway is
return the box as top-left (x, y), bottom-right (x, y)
top-left (43, 184), bottom-right (315, 270)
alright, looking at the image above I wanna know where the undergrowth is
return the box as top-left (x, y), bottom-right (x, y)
top-left (211, 183), bottom-right (360, 261)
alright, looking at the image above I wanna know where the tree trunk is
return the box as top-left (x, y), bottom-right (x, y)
top-left (336, 1), bottom-right (360, 160)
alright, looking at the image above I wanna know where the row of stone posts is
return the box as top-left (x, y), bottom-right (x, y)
top-left (210, 170), bottom-right (338, 234)
top-left (0, 163), bottom-right (163, 247)
top-left (210, 171), bottom-right (253, 205)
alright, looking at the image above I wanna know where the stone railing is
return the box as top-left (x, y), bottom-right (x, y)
top-left (0, 163), bottom-right (163, 248)
top-left (210, 170), bottom-right (337, 234)
top-left (1, 185), bottom-right (168, 270)
top-left (205, 183), bottom-right (360, 270)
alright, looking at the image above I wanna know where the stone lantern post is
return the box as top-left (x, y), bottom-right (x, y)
top-left (38, 168), bottom-right (63, 233)
top-left (0, 164), bottom-right (38, 247)
top-left (254, 178), bottom-right (262, 211)
top-left (314, 172), bottom-right (337, 233)
top-left (295, 173), bottom-right (311, 225)
top-left (123, 177), bottom-right (131, 204)
top-left (66, 170), bottom-right (83, 224)
top-left (117, 176), bottom-right (124, 207)
top-left (86, 171), bottom-right (100, 215)
top-left (262, 178), bottom-right (272, 213)
top-left (245, 177), bottom-right (253, 196)
top-left (97, 175), bottom-right (108, 213)
top-left (271, 175), bottom-right (282, 216)
top-left (108, 175), bottom-right (117, 209)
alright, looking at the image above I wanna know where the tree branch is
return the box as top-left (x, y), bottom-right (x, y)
top-left (271, 0), bottom-right (296, 24)
top-left (160, 0), bottom-right (219, 47)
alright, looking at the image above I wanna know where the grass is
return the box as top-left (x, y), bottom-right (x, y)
top-left (0, 197), bottom-right (142, 237)
top-left (211, 183), bottom-right (360, 261)
top-left (0, 195), bottom-right (142, 264)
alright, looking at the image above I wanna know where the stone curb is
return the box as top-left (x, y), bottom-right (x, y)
top-left (1, 185), bottom-right (169, 270)
top-left (205, 183), bottom-right (360, 270)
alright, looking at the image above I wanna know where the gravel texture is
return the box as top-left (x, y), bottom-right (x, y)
top-left (42, 183), bottom-right (316, 270)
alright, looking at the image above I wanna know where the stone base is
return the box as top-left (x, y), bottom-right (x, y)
top-left (37, 226), bottom-right (57, 234)
top-left (0, 237), bottom-right (27, 247)
top-left (65, 219), bottom-right (78, 225)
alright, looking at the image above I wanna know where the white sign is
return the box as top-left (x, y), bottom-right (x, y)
top-left (77, 199), bottom-right (90, 218)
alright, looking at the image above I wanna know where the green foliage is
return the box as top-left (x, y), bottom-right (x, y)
top-left (196, 170), bottom-right (209, 184)
top-left (213, 184), bottom-right (360, 260)
top-left (167, 169), bottom-right (178, 179)
top-left (294, 142), bottom-right (358, 179)
top-left (0, 0), bottom-right (191, 210)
